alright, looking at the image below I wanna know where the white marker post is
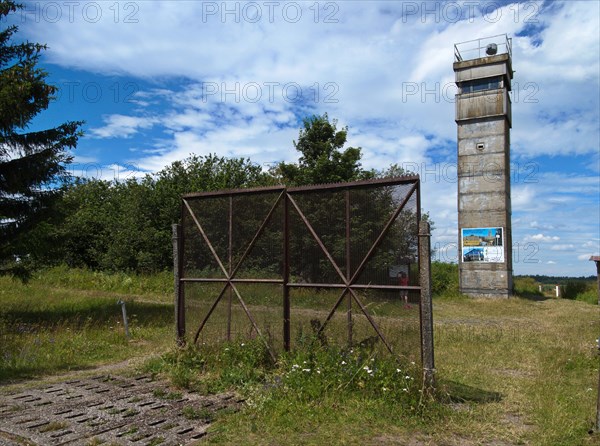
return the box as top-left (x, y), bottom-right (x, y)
top-left (117, 299), bottom-right (130, 339)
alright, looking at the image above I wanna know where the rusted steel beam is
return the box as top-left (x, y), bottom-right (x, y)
top-left (283, 193), bottom-right (291, 351)
top-left (288, 176), bottom-right (420, 193)
top-left (172, 224), bottom-right (185, 345)
top-left (287, 283), bottom-right (346, 288)
top-left (181, 278), bottom-right (283, 284)
top-left (227, 196), bottom-right (233, 341)
top-left (286, 283), bottom-right (421, 290)
top-left (182, 185), bottom-right (285, 199)
top-left (346, 189), bottom-right (353, 347)
top-left (182, 177), bottom-right (418, 198)
top-left (351, 284), bottom-right (421, 291)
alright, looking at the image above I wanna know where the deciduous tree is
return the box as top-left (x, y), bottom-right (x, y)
top-left (274, 113), bottom-right (373, 186)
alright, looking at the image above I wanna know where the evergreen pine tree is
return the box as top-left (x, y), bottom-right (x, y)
top-left (0, 0), bottom-right (82, 275)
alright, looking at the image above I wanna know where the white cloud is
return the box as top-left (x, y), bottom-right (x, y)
top-left (550, 244), bottom-right (575, 251)
top-left (90, 115), bottom-right (159, 139)
top-left (17, 1), bottom-right (597, 159)
top-left (578, 253), bottom-right (595, 261)
top-left (512, 186), bottom-right (536, 211)
top-left (527, 234), bottom-right (560, 242)
top-left (69, 162), bottom-right (149, 182)
top-left (583, 240), bottom-right (600, 249)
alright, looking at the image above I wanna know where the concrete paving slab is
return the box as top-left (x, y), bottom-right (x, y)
top-left (0, 375), bottom-right (243, 445)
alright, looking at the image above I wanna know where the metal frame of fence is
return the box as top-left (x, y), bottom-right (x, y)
top-left (173, 176), bottom-right (434, 387)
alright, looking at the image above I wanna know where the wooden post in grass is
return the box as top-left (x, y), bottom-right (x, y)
top-left (590, 256), bottom-right (600, 432)
top-left (592, 256), bottom-right (600, 306)
top-left (419, 220), bottom-right (435, 393)
top-left (173, 224), bottom-right (185, 346)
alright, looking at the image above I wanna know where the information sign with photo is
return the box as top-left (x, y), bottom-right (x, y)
top-left (461, 227), bottom-right (504, 263)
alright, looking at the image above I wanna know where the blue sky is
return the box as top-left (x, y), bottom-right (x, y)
top-left (9, 0), bottom-right (600, 276)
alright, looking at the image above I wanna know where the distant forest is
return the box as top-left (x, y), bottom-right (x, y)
top-left (516, 275), bottom-right (596, 284)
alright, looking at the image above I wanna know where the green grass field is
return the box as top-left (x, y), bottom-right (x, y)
top-left (0, 267), bottom-right (598, 445)
top-left (0, 267), bottom-right (174, 381)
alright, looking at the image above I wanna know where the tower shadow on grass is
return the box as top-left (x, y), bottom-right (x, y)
top-left (437, 379), bottom-right (503, 404)
top-left (513, 291), bottom-right (551, 302)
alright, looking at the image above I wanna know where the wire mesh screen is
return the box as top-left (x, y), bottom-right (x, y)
top-left (181, 189), bottom-right (285, 355)
top-left (179, 177), bottom-right (421, 359)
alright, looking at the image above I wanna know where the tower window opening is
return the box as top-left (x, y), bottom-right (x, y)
top-left (460, 76), bottom-right (502, 93)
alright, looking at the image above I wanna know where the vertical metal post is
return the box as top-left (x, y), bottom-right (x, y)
top-left (591, 257), bottom-right (600, 432)
top-left (346, 189), bottom-right (353, 347)
top-left (172, 223), bottom-right (185, 345)
top-left (227, 196), bottom-right (233, 341)
top-left (415, 180), bottom-right (422, 293)
top-left (595, 259), bottom-right (599, 306)
top-left (283, 193), bottom-right (291, 351)
top-left (418, 220), bottom-right (435, 393)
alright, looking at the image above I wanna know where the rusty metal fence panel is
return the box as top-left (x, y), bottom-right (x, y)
top-left (176, 176), bottom-right (422, 363)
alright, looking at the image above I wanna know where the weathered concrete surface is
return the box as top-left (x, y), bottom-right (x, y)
top-left (454, 53), bottom-right (513, 83)
top-left (0, 375), bottom-right (243, 445)
top-left (455, 49), bottom-right (513, 298)
top-left (455, 90), bottom-right (511, 123)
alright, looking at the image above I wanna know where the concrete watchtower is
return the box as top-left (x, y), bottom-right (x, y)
top-left (454, 35), bottom-right (514, 298)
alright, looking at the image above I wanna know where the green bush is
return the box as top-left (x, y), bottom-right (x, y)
top-left (575, 288), bottom-right (598, 305)
top-left (562, 281), bottom-right (589, 300)
top-left (513, 277), bottom-right (544, 297)
top-left (274, 344), bottom-right (421, 406)
top-left (431, 262), bottom-right (459, 297)
top-left (142, 339), bottom-right (274, 393)
top-left (143, 340), bottom-right (422, 409)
